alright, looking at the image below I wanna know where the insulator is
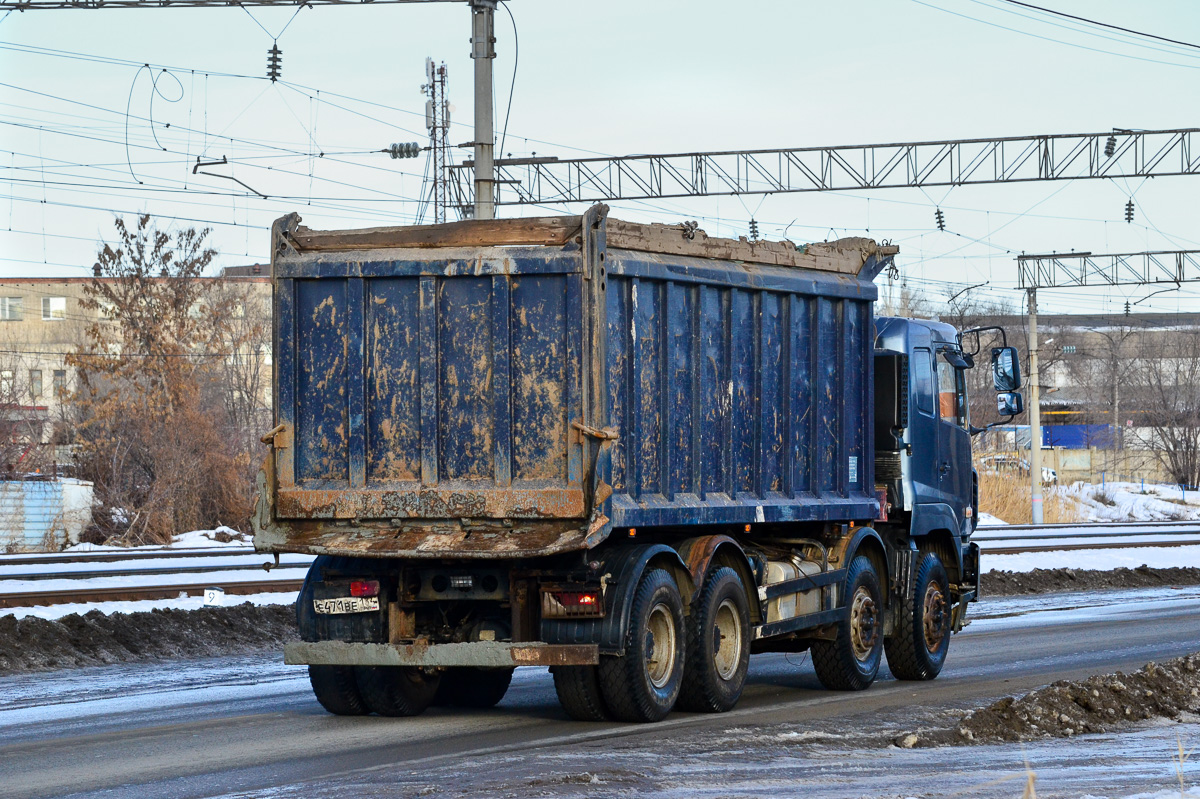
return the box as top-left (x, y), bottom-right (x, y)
top-left (1104, 134), bottom-right (1117, 158)
top-left (388, 142), bottom-right (422, 159)
top-left (748, 218), bottom-right (759, 241)
top-left (1124, 199), bottom-right (1134, 223)
top-left (935, 208), bottom-right (946, 231)
top-left (1124, 300), bottom-right (1131, 316)
top-left (267, 43), bottom-right (282, 83)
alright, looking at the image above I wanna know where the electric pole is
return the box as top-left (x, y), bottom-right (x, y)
top-left (1027, 288), bottom-right (1044, 524)
top-left (470, 0), bottom-right (496, 220)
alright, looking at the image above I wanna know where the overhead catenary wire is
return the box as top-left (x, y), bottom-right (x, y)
top-left (993, 0), bottom-right (1200, 53)
top-left (911, 0), bottom-right (1200, 70)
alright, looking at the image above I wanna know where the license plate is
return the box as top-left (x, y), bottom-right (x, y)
top-left (313, 596), bottom-right (380, 615)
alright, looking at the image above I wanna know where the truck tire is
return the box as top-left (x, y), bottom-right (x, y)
top-left (354, 666), bottom-right (440, 717)
top-left (885, 552), bottom-right (951, 681)
top-left (677, 566), bottom-right (750, 713)
top-left (552, 666), bottom-right (610, 721)
top-left (434, 667), bottom-right (515, 708)
top-left (308, 665), bottom-right (368, 716)
top-left (811, 555), bottom-right (883, 691)
top-left (598, 567), bottom-right (686, 723)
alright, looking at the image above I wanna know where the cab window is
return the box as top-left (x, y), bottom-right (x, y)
top-left (912, 348), bottom-right (934, 416)
top-left (936, 355), bottom-right (967, 428)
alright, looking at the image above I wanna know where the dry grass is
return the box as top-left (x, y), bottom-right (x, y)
top-left (977, 470), bottom-right (1077, 524)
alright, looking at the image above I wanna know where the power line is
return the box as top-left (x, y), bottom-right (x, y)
top-left (994, 0), bottom-right (1200, 52)
top-left (911, 0), bottom-right (1200, 70)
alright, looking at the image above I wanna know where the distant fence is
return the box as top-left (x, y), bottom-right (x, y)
top-left (976, 448), bottom-right (1178, 487)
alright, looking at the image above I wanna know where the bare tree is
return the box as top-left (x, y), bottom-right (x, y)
top-left (1063, 323), bottom-right (1141, 451)
top-left (1128, 328), bottom-right (1200, 487)
top-left (68, 215), bottom-right (260, 544)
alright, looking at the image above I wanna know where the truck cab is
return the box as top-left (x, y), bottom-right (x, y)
top-left (872, 316), bottom-right (1026, 638)
top-left (875, 318), bottom-right (975, 538)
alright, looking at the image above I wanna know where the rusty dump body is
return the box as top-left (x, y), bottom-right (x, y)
top-left (253, 205), bottom-right (897, 560)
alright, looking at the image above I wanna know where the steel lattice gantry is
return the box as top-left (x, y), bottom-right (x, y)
top-left (1016, 249), bottom-right (1200, 289)
top-left (448, 128), bottom-right (1200, 206)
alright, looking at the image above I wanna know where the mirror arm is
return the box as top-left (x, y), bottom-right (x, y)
top-left (958, 325), bottom-right (1009, 357)
top-left (971, 414), bottom-right (1019, 436)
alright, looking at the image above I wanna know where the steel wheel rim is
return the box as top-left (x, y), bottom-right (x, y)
top-left (712, 598), bottom-right (743, 681)
top-left (849, 585), bottom-right (879, 662)
top-left (923, 581), bottom-right (948, 654)
top-left (645, 602), bottom-right (677, 689)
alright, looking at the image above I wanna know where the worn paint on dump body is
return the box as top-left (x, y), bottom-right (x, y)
top-left (259, 208), bottom-right (883, 559)
top-left (603, 250), bottom-right (878, 529)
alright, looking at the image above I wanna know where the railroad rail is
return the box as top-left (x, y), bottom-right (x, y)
top-left (0, 546), bottom-right (312, 609)
top-left (975, 520), bottom-right (1200, 554)
top-left (1, 521), bottom-right (1198, 609)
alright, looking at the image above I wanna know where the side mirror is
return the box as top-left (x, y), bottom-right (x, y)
top-left (991, 346), bottom-right (1022, 391)
top-left (997, 391), bottom-right (1024, 416)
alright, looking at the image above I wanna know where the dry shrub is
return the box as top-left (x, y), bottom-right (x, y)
top-left (977, 470), bottom-right (1076, 524)
top-left (68, 215), bottom-right (268, 545)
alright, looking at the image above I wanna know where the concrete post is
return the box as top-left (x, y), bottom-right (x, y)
top-left (470, 1), bottom-right (496, 220)
top-left (1028, 288), bottom-right (1044, 524)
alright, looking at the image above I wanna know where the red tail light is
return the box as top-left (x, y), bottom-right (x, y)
top-left (349, 580), bottom-right (380, 597)
top-left (541, 588), bottom-right (604, 618)
top-left (557, 592), bottom-right (599, 606)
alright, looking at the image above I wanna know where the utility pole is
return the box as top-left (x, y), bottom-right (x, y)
top-left (1027, 288), bottom-right (1044, 524)
top-left (470, 0), bottom-right (496, 220)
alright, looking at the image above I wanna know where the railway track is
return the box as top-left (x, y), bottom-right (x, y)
top-left (0, 546), bottom-right (312, 610)
top-left (1, 520), bottom-right (1197, 609)
top-left (974, 520), bottom-right (1200, 554)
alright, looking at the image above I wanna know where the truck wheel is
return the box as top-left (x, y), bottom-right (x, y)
top-left (677, 566), bottom-right (750, 713)
top-left (811, 555), bottom-right (882, 691)
top-left (598, 567), bottom-right (686, 723)
top-left (434, 667), bottom-right (515, 708)
top-left (885, 552), bottom-right (951, 681)
top-left (308, 665), bottom-right (368, 715)
top-left (354, 666), bottom-right (440, 717)
top-left (552, 666), bottom-right (610, 721)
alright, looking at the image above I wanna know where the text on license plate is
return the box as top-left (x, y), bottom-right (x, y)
top-left (313, 596), bottom-right (380, 614)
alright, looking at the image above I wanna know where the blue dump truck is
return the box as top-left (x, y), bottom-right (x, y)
top-left (253, 204), bottom-right (1024, 722)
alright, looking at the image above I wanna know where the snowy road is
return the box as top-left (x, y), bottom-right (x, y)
top-left (3, 586), bottom-right (1200, 799)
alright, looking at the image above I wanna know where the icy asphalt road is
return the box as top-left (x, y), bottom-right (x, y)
top-left (4, 587), bottom-right (1200, 799)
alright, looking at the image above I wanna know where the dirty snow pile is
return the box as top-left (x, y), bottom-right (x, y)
top-left (984, 564), bottom-right (1200, 595)
top-left (0, 603), bottom-right (298, 675)
top-left (898, 653), bottom-right (1200, 747)
top-left (1061, 481), bottom-right (1200, 523)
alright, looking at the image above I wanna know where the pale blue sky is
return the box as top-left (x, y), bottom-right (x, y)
top-left (1, 0), bottom-right (1198, 314)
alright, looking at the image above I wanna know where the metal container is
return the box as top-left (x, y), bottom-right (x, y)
top-left (255, 206), bottom-right (893, 558)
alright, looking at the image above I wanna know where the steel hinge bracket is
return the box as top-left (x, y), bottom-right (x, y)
top-left (571, 421), bottom-right (618, 445)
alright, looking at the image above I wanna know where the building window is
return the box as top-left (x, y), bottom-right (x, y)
top-left (29, 370), bottom-right (42, 399)
top-left (42, 296), bottom-right (66, 321)
top-left (0, 371), bottom-right (12, 397)
top-left (0, 297), bottom-right (22, 321)
top-left (52, 369), bottom-right (66, 397)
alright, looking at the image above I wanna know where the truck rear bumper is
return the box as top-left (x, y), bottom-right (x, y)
top-left (285, 641), bottom-right (599, 668)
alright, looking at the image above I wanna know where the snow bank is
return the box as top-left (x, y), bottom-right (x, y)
top-left (1063, 481), bottom-right (1200, 523)
top-left (986, 545), bottom-right (1200, 573)
top-left (1, 591), bottom-right (299, 621)
top-left (65, 526), bottom-right (253, 553)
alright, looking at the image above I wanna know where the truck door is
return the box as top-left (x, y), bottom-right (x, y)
top-left (907, 347), bottom-right (941, 506)
top-left (935, 352), bottom-right (972, 532)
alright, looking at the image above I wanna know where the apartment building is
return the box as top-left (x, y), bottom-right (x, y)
top-left (0, 274), bottom-right (271, 467)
